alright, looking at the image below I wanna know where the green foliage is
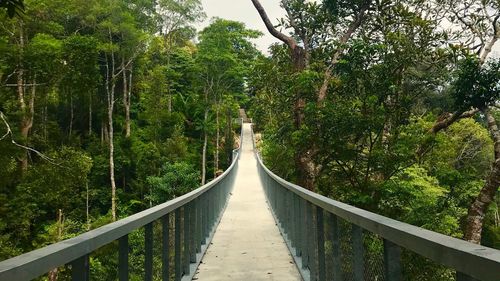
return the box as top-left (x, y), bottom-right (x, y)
top-left (249, 0), bottom-right (499, 253)
top-left (0, 0), bottom-right (24, 17)
top-left (0, 0), bottom-right (248, 264)
top-left (379, 166), bottom-right (448, 225)
top-left (147, 162), bottom-right (200, 204)
top-left (62, 35), bottom-right (100, 92)
top-left (452, 57), bottom-right (500, 110)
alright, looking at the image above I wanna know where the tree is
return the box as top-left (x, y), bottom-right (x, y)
top-left (0, 0), bottom-right (23, 18)
top-left (426, 0), bottom-right (500, 244)
top-left (196, 18), bottom-right (260, 184)
top-left (251, 0), bottom-right (371, 190)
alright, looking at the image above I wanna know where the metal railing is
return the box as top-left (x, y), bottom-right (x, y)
top-left (0, 123), bottom-right (242, 281)
top-left (252, 126), bottom-right (500, 281)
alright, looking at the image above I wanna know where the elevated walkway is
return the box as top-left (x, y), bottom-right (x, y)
top-left (0, 122), bottom-right (498, 281)
top-left (194, 123), bottom-right (301, 280)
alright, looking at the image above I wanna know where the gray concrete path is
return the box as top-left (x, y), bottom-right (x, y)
top-left (193, 123), bottom-right (302, 281)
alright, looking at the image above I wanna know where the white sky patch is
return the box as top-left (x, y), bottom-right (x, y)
top-left (196, 0), bottom-right (499, 58)
top-left (196, 0), bottom-right (285, 54)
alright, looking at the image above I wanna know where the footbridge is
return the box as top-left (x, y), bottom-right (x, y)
top-left (0, 123), bottom-right (499, 281)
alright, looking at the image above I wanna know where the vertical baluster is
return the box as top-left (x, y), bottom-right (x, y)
top-left (183, 205), bottom-right (190, 275)
top-left (274, 180), bottom-right (278, 213)
top-left (288, 190), bottom-right (292, 236)
top-left (201, 195), bottom-right (207, 245)
top-left (383, 239), bottom-right (401, 281)
top-left (279, 186), bottom-right (284, 229)
top-left (282, 187), bottom-right (286, 229)
top-left (190, 201), bottom-right (197, 263)
top-left (212, 189), bottom-right (216, 227)
top-left (317, 207), bottom-right (326, 281)
top-left (296, 196), bottom-right (303, 257)
top-left (145, 222), bottom-right (153, 281)
top-left (285, 189), bottom-right (290, 235)
top-left (162, 214), bottom-right (170, 281)
top-left (303, 201), bottom-right (310, 270)
top-left (205, 191), bottom-right (209, 238)
top-left (274, 181), bottom-right (278, 215)
top-left (290, 192), bottom-right (296, 248)
top-left (119, 235), bottom-right (128, 281)
top-left (71, 254), bottom-right (89, 281)
top-left (282, 186), bottom-right (286, 228)
top-left (352, 224), bottom-right (364, 281)
top-left (175, 208), bottom-right (182, 281)
top-left (208, 190), bottom-right (212, 231)
top-left (310, 204), bottom-right (317, 280)
top-left (329, 213), bottom-right (342, 281)
top-left (197, 197), bottom-right (202, 252)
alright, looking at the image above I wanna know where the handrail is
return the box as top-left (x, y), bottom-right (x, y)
top-left (0, 119), bottom-right (243, 281)
top-left (252, 125), bottom-right (500, 281)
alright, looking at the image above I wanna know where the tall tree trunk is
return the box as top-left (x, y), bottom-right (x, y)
top-left (20, 79), bottom-right (35, 171)
top-left (122, 63), bottom-right (132, 138)
top-left (43, 105), bottom-right (48, 140)
top-left (201, 90), bottom-right (209, 185)
top-left (252, 0), bottom-right (368, 191)
top-left (16, 21), bottom-right (29, 172)
top-left (69, 93), bottom-right (73, 137)
top-left (108, 84), bottom-right (117, 221)
top-left (168, 89), bottom-right (172, 113)
top-left (106, 52), bottom-right (117, 222)
top-left (464, 109), bottom-right (500, 243)
top-left (109, 87), bottom-right (116, 221)
top-left (88, 92), bottom-right (92, 136)
top-left (225, 106), bottom-right (233, 164)
top-left (101, 120), bottom-right (105, 145)
top-left (251, 0), bottom-right (317, 190)
top-left (86, 181), bottom-right (90, 231)
top-left (127, 69), bottom-right (132, 137)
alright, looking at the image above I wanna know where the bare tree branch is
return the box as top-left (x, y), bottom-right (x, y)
top-left (250, 0), bottom-right (298, 50)
top-left (317, 2), bottom-right (371, 102)
top-left (429, 108), bottom-right (479, 134)
top-left (480, 13), bottom-right (500, 64)
top-left (0, 110), bottom-right (57, 165)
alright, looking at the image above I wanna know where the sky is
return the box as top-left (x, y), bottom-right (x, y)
top-left (197, 0), bottom-right (284, 53)
top-left (196, 0), bottom-right (499, 58)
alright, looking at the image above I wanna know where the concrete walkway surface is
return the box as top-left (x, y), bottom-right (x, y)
top-left (193, 123), bottom-right (302, 281)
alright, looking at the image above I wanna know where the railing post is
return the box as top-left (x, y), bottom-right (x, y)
top-left (383, 239), bottom-right (401, 281)
top-left (201, 195), bottom-right (206, 245)
top-left (190, 201), bottom-right (197, 263)
top-left (204, 191), bottom-right (209, 240)
top-left (183, 205), bottom-right (190, 275)
top-left (175, 208), bottom-right (182, 281)
top-left (317, 207), bottom-right (326, 281)
top-left (300, 198), bottom-right (307, 270)
top-left (303, 201), bottom-right (311, 270)
top-left (296, 196), bottom-right (305, 257)
top-left (145, 222), bottom-right (153, 281)
top-left (294, 194), bottom-right (301, 257)
top-left (329, 213), bottom-right (342, 281)
top-left (162, 214), bottom-right (170, 281)
top-left (310, 204), bottom-right (318, 280)
top-left (290, 191), bottom-right (296, 248)
top-left (119, 235), bottom-right (128, 281)
top-left (71, 254), bottom-right (89, 281)
top-left (352, 224), bottom-right (364, 281)
top-left (286, 188), bottom-right (290, 232)
top-left (196, 197), bottom-right (202, 253)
